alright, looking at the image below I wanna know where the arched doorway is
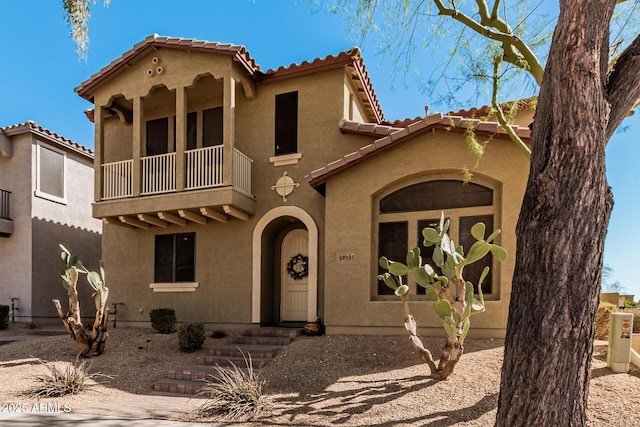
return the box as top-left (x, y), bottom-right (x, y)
top-left (252, 206), bottom-right (318, 324)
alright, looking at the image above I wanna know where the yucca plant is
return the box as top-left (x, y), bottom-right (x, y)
top-left (28, 356), bottom-right (110, 397)
top-left (196, 352), bottom-right (271, 420)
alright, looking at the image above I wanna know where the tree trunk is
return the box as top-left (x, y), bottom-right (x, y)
top-left (495, 2), bottom-right (617, 425)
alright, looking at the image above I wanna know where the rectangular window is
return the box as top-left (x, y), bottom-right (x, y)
top-left (36, 143), bottom-right (65, 202)
top-left (460, 215), bottom-right (494, 294)
top-left (203, 107), bottom-right (223, 147)
top-left (146, 117), bottom-right (169, 156)
top-left (187, 112), bottom-right (197, 150)
top-left (377, 221), bottom-right (408, 295)
top-left (275, 91), bottom-right (298, 156)
top-left (173, 113), bottom-right (198, 150)
top-left (155, 233), bottom-right (195, 283)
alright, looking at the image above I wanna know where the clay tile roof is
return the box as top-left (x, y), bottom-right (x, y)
top-left (0, 121), bottom-right (93, 159)
top-left (306, 113), bottom-right (530, 188)
top-left (447, 97), bottom-right (536, 119)
top-left (261, 48), bottom-right (384, 123)
top-left (76, 36), bottom-right (385, 124)
top-left (76, 34), bottom-right (260, 100)
top-left (339, 118), bottom-right (401, 137)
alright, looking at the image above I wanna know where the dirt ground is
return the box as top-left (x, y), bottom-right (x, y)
top-left (1, 323), bottom-right (639, 426)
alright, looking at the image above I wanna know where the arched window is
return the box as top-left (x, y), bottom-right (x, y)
top-left (376, 179), bottom-right (497, 298)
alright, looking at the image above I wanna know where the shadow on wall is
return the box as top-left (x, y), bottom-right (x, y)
top-left (29, 217), bottom-right (101, 325)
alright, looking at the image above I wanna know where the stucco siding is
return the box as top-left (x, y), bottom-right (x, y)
top-left (322, 130), bottom-right (529, 337)
top-left (0, 134), bottom-right (33, 318)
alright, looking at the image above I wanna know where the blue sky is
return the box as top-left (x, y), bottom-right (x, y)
top-left (1, 0), bottom-right (639, 299)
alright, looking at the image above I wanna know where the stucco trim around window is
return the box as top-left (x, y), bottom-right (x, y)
top-left (35, 141), bottom-right (68, 205)
top-left (269, 152), bottom-right (302, 166)
top-left (149, 282), bottom-right (199, 292)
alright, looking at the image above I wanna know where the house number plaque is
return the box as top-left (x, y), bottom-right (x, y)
top-left (337, 252), bottom-right (357, 264)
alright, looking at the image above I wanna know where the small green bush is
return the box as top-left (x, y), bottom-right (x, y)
top-left (149, 308), bottom-right (176, 334)
top-left (0, 304), bottom-right (9, 330)
top-left (178, 322), bottom-right (205, 352)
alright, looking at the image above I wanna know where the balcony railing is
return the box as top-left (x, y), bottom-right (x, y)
top-left (0, 189), bottom-right (10, 220)
top-left (101, 145), bottom-right (252, 201)
top-left (186, 145), bottom-right (223, 190)
top-left (142, 152), bottom-right (176, 195)
top-left (103, 160), bottom-right (133, 200)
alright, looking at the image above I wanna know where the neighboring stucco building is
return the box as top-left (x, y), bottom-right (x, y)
top-left (0, 122), bottom-right (102, 324)
top-left (76, 34), bottom-right (531, 337)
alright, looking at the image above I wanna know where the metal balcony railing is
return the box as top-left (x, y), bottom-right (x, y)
top-left (101, 145), bottom-right (252, 200)
top-left (0, 189), bottom-right (11, 220)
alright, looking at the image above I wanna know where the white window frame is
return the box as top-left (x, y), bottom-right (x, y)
top-left (35, 142), bottom-right (67, 205)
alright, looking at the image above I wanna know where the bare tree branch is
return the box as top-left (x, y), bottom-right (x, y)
top-left (606, 33), bottom-right (640, 139)
top-left (432, 0), bottom-right (544, 84)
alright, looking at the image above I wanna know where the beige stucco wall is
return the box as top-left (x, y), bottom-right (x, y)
top-left (322, 130), bottom-right (530, 338)
top-left (30, 139), bottom-right (101, 323)
top-left (0, 133), bottom-right (33, 319)
top-left (95, 49), bottom-right (372, 328)
top-left (0, 132), bottom-right (101, 323)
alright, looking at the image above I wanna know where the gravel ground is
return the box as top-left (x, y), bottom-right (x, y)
top-left (1, 324), bottom-right (639, 426)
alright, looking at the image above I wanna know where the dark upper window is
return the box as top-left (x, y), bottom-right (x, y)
top-left (186, 112), bottom-right (197, 150)
top-left (377, 221), bottom-right (408, 295)
top-left (155, 233), bottom-right (195, 283)
top-left (203, 107), bottom-right (223, 147)
top-left (275, 91), bottom-right (298, 155)
top-left (146, 117), bottom-right (169, 156)
top-left (380, 180), bottom-right (493, 214)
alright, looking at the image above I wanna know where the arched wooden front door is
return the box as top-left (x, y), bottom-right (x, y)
top-left (280, 229), bottom-right (309, 321)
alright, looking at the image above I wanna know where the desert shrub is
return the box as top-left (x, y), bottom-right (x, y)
top-left (596, 302), bottom-right (618, 340)
top-left (149, 308), bottom-right (176, 334)
top-left (210, 330), bottom-right (227, 339)
top-left (178, 322), bottom-right (205, 352)
top-left (196, 353), bottom-right (271, 420)
top-left (0, 304), bottom-right (8, 330)
top-left (28, 357), bottom-right (109, 397)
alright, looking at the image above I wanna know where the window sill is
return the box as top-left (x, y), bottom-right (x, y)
top-left (34, 190), bottom-right (67, 205)
top-left (270, 152), bottom-right (302, 166)
top-left (149, 282), bottom-right (199, 293)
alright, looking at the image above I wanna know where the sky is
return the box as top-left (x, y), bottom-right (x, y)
top-left (1, 0), bottom-right (639, 299)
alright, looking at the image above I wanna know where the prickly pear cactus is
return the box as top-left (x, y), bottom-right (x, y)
top-left (378, 212), bottom-right (506, 379)
top-left (54, 244), bottom-right (109, 357)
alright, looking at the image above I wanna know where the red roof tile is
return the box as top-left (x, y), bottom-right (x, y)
top-left (76, 35), bottom-right (385, 123)
top-left (1, 121), bottom-right (93, 159)
top-left (306, 113), bottom-right (530, 187)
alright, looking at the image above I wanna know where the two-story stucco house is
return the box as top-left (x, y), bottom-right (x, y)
top-left (0, 121), bottom-right (102, 324)
top-left (76, 34), bottom-right (531, 337)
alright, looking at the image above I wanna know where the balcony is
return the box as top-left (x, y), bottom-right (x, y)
top-left (0, 188), bottom-right (13, 237)
top-left (95, 145), bottom-right (254, 228)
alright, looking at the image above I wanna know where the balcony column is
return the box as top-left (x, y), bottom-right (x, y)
top-left (132, 96), bottom-right (143, 197)
top-left (175, 86), bottom-right (187, 192)
top-left (94, 105), bottom-right (104, 202)
top-left (223, 77), bottom-right (236, 186)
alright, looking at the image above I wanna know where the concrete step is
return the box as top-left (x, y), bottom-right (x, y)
top-left (154, 327), bottom-right (300, 396)
top-left (152, 378), bottom-right (207, 395)
top-left (204, 355), bottom-right (271, 369)
top-left (232, 335), bottom-right (292, 346)
top-left (242, 327), bottom-right (303, 339)
top-left (208, 343), bottom-right (283, 359)
top-left (167, 365), bottom-right (252, 381)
